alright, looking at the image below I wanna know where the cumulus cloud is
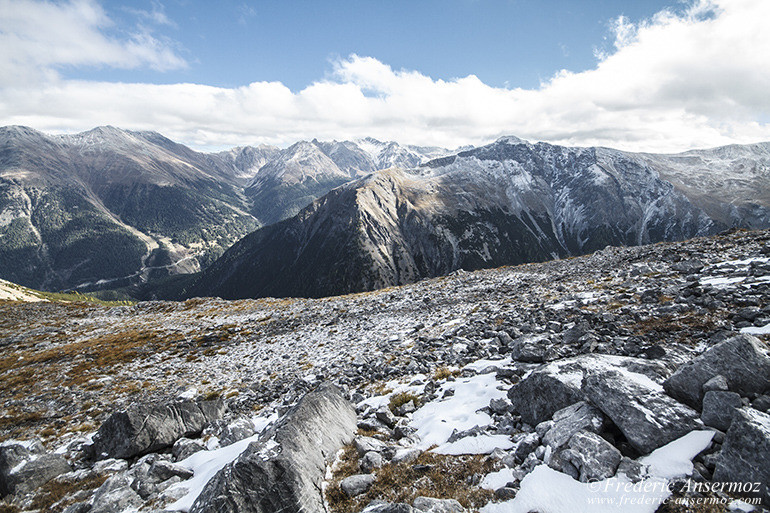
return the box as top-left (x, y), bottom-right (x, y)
top-left (0, 0), bottom-right (768, 152)
top-left (0, 0), bottom-right (186, 86)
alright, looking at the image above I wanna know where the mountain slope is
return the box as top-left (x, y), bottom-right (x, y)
top-left (0, 126), bottom-right (260, 291)
top-left (182, 137), bottom-right (768, 300)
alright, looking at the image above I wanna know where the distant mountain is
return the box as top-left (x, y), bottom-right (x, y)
top-left (0, 126), bottom-right (262, 291)
top-left (244, 138), bottom-right (449, 225)
top-left (180, 137), bottom-right (770, 300)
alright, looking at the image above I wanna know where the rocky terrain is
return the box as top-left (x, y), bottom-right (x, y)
top-left (1, 228), bottom-right (769, 512)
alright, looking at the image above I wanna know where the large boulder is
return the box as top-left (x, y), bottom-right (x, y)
top-left (508, 354), bottom-right (670, 426)
top-left (663, 334), bottom-right (770, 409)
top-left (583, 369), bottom-right (701, 454)
top-left (190, 383), bottom-right (356, 513)
top-left (713, 407), bottom-right (770, 505)
top-left (0, 440), bottom-right (71, 497)
top-left (92, 399), bottom-right (225, 459)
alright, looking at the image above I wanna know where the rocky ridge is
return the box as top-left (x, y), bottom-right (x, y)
top-left (0, 228), bottom-right (769, 512)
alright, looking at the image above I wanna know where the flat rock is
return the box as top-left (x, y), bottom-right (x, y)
top-left (0, 452), bottom-right (71, 496)
top-left (663, 334), bottom-right (770, 409)
top-left (92, 399), bottom-right (225, 459)
top-left (583, 369), bottom-right (701, 454)
top-left (189, 383), bottom-right (356, 513)
top-left (713, 407), bottom-right (770, 505)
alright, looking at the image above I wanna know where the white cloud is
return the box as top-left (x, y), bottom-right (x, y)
top-left (0, 0), bottom-right (768, 152)
top-left (0, 0), bottom-right (186, 86)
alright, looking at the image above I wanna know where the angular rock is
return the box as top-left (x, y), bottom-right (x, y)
top-left (713, 407), bottom-right (770, 505)
top-left (149, 459), bottom-right (194, 481)
top-left (583, 369), bottom-right (701, 454)
top-left (172, 437), bottom-right (206, 462)
top-left (361, 451), bottom-right (385, 473)
top-left (542, 402), bottom-right (606, 450)
top-left (701, 391), bottom-right (742, 431)
top-left (364, 503), bottom-right (416, 513)
top-left (355, 436), bottom-right (389, 456)
top-left (90, 473), bottom-right (143, 513)
top-left (510, 335), bottom-right (548, 363)
top-left (218, 417), bottom-right (257, 447)
top-left (413, 496), bottom-right (466, 512)
top-left (341, 474), bottom-right (376, 497)
top-left (512, 432), bottom-right (540, 462)
top-left (753, 394), bottom-right (770, 413)
top-left (189, 383), bottom-right (356, 513)
top-left (663, 334), bottom-right (770, 409)
top-left (561, 431), bottom-right (622, 482)
top-left (92, 399), bottom-right (225, 459)
top-left (376, 406), bottom-right (398, 428)
top-left (702, 375), bottom-right (729, 394)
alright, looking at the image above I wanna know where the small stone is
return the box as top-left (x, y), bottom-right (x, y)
top-left (361, 451), bottom-right (385, 473)
top-left (702, 375), bottom-right (729, 394)
top-left (494, 486), bottom-right (518, 500)
top-left (341, 474), bottom-right (375, 497)
top-left (376, 406), bottom-right (398, 428)
top-left (752, 394), bottom-right (770, 413)
top-left (354, 436), bottom-right (389, 456)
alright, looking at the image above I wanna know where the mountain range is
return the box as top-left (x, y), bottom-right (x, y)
top-left (0, 126), bottom-right (444, 292)
top-left (1, 125), bottom-right (768, 298)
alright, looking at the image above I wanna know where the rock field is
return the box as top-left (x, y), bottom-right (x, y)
top-left (1, 228), bottom-right (769, 512)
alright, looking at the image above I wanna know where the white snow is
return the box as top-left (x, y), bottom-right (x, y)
top-left (434, 434), bottom-right (514, 455)
top-left (639, 430), bottom-right (714, 479)
top-left (728, 500), bottom-right (757, 512)
top-left (740, 322), bottom-right (770, 335)
top-left (701, 276), bottom-right (746, 287)
top-left (167, 414), bottom-right (276, 512)
top-left (480, 468), bottom-right (516, 490)
top-left (482, 430), bottom-right (715, 513)
top-left (410, 373), bottom-right (508, 449)
top-left (464, 357), bottom-right (511, 372)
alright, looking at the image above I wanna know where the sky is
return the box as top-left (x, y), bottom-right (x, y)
top-left (0, 0), bottom-right (769, 152)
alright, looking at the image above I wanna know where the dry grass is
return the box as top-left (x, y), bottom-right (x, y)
top-left (433, 366), bottom-right (461, 381)
top-left (27, 473), bottom-right (108, 513)
top-left (388, 392), bottom-right (421, 414)
top-left (326, 447), bottom-right (497, 513)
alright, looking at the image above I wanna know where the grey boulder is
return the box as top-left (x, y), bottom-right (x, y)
top-left (560, 430), bottom-right (622, 483)
top-left (0, 450), bottom-right (71, 497)
top-left (92, 399), bottom-right (226, 459)
top-left (713, 407), bottom-right (770, 506)
top-left (583, 369), bottom-right (701, 454)
top-left (341, 474), bottom-right (376, 497)
top-left (190, 383), bottom-right (356, 513)
top-left (701, 391), bottom-right (743, 431)
top-left (509, 335), bottom-right (548, 363)
top-left (663, 334), bottom-right (770, 409)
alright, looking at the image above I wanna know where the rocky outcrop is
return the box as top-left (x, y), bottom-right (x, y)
top-left (663, 334), bottom-right (770, 409)
top-left (713, 407), bottom-right (770, 505)
top-left (92, 399), bottom-right (226, 459)
top-left (190, 383), bottom-right (356, 513)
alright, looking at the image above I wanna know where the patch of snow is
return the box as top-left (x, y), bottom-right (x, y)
top-left (410, 373), bottom-right (507, 449)
top-left (728, 499), bottom-right (757, 512)
top-left (434, 434), bottom-right (514, 455)
top-left (464, 357), bottom-right (511, 372)
top-left (639, 430), bottom-right (714, 479)
top-left (701, 276), bottom-right (745, 287)
top-left (740, 322), bottom-right (770, 335)
top-left (480, 468), bottom-right (516, 491)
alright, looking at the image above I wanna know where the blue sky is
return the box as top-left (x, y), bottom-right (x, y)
top-left (0, 0), bottom-right (768, 151)
top-left (81, 0), bottom-right (676, 91)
